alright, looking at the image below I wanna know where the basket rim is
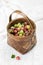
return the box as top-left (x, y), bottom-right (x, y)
top-left (7, 18), bottom-right (36, 39)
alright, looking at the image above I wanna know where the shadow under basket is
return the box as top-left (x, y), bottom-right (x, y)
top-left (7, 10), bottom-right (37, 54)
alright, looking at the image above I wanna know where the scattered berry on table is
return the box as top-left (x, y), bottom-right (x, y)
top-left (16, 56), bottom-right (20, 60)
top-left (11, 54), bottom-right (15, 58)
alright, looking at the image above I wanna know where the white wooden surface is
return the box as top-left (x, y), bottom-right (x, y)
top-left (0, 0), bottom-right (43, 65)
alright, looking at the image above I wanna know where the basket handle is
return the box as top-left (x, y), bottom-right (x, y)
top-left (9, 10), bottom-right (29, 22)
top-left (9, 10), bottom-right (33, 30)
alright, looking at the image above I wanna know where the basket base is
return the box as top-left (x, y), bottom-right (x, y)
top-left (7, 39), bottom-right (37, 54)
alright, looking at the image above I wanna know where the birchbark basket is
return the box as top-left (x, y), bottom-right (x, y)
top-left (7, 10), bottom-right (37, 54)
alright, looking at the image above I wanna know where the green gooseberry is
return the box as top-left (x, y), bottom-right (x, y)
top-left (19, 30), bottom-right (24, 34)
top-left (9, 29), bottom-right (13, 33)
top-left (17, 23), bottom-right (22, 28)
top-left (11, 26), bottom-right (14, 29)
top-left (11, 54), bottom-right (15, 58)
top-left (18, 30), bottom-right (24, 36)
top-left (26, 25), bottom-right (30, 30)
top-left (21, 24), bottom-right (24, 27)
top-left (19, 33), bottom-right (23, 36)
top-left (14, 24), bottom-right (18, 28)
